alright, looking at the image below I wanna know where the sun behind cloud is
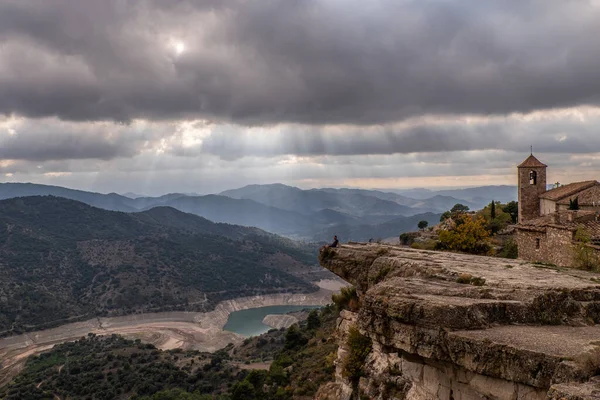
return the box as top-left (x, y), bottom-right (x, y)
top-left (168, 38), bottom-right (186, 56)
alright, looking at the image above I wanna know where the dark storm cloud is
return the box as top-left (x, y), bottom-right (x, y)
top-left (0, 118), bottom-right (169, 161)
top-left (193, 110), bottom-right (600, 159)
top-left (1, 0), bottom-right (600, 124)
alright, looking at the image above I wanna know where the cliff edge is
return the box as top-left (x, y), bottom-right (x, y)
top-left (317, 243), bottom-right (600, 400)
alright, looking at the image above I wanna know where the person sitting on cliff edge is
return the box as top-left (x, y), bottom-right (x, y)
top-left (327, 235), bottom-right (339, 248)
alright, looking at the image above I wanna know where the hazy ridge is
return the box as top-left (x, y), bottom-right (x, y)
top-left (0, 182), bottom-right (516, 241)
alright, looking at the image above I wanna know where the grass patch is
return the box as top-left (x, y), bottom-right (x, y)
top-left (456, 273), bottom-right (486, 286)
top-left (376, 247), bottom-right (391, 257)
top-left (319, 246), bottom-right (336, 263)
top-left (410, 240), bottom-right (438, 250)
top-left (373, 266), bottom-right (392, 284)
top-left (531, 261), bottom-right (567, 272)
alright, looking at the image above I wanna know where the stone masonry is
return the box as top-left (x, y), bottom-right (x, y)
top-left (517, 155), bottom-right (547, 224)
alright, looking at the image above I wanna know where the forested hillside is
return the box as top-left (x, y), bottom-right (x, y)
top-left (0, 183), bottom-right (452, 239)
top-left (0, 196), bottom-right (321, 335)
top-left (1, 306), bottom-right (339, 400)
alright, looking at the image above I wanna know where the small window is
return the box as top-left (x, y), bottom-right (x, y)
top-left (529, 171), bottom-right (537, 185)
top-left (535, 238), bottom-right (541, 249)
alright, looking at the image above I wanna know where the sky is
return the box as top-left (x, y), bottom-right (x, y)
top-left (1, 0), bottom-right (600, 195)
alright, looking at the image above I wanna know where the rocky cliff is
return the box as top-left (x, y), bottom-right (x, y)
top-left (317, 244), bottom-right (600, 400)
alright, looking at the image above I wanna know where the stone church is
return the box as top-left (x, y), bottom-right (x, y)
top-left (515, 154), bottom-right (600, 266)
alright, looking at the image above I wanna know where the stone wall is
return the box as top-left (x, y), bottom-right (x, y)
top-left (516, 227), bottom-right (575, 266)
top-left (540, 198), bottom-right (557, 215)
top-left (516, 225), bottom-right (600, 267)
top-left (518, 166), bottom-right (547, 223)
top-left (318, 244), bottom-right (600, 400)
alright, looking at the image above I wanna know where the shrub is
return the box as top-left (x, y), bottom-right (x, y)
top-left (331, 287), bottom-right (359, 312)
top-left (455, 273), bottom-right (485, 286)
top-left (410, 240), bottom-right (438, 250)
top-left (342, 326), bottom-right (372, 382)
top-left (499, 238), bottom-right (518, 259)
top-left (376, 247), bottom-right (390, 256)
top-left (399, 232), bottom-right (418, 246)
top-left (373, 266), bottom-right (391, 284)
top-left (573, 228), bottom-right (599, 271)
top-left (319, 246), bottom-right (336, 263)
top-left (437, 214), bottom-right (491, 255)
top-left (456, 273), bottom-right (473, 284)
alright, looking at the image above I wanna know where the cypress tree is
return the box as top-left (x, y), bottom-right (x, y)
top-left (490, 200), bottom-right (496, 220)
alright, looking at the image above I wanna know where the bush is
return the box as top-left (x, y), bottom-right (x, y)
top-left (399, 232), bottom-right (418, 246)
top-left (319, 246), bottom-right (336, 263)
top-left (437, 215), bottom-right (490, 255)
top-left (410, 240), bottom-right (438, 250)
top-left (456, 274), bottom-right (486, 286)
top-left (331, 287), bottom-right (359, 312)
top-left (573, 228), bottom-right (600, 271)
top-left (342, 326), bottom-right (372, 382)
top-left (499, 238), bottom-right (518, 259)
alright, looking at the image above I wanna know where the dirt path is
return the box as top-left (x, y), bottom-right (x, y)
top-left (0, 288), bottom-right (336, 387)
top-left (234, 361), bottom-right (272, 370)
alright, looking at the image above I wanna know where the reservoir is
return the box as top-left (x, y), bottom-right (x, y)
top-left (223, 305), bottom-right (321, 337)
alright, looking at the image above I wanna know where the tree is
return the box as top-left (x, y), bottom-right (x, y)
top-left (437, 214), bottom-right (490, 254)
top-left (451, 203), bottom-right (470, 213)
top-left (440, 211), bottom-right (451, 222)
top-left (569, 196), bottom-right (580, 210)
top-left (245, 370), bottom-right (267, 393)
top-left (502, 201), bottom-right (518, 224)
top-left (231, 381), bottom-right (256, 400)
top-left (480, 201), bottom-right (511, 234)
top-left (284, 324), bottom-right (308, 350)
top-left (417, 220), bottom-right (429, 231)
top-left (307, 309), bottom-right (321, 330)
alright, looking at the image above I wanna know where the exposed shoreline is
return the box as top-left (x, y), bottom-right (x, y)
top-left (0, 283), bottom-right (344, 387)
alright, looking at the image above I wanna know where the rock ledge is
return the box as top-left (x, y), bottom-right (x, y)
top-left (318, 244), bottom-right (600, 400)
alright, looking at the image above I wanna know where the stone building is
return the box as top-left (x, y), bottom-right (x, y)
top-left (515, 153), bottom-right (600, 266)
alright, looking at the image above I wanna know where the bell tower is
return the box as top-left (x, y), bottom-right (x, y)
top-left (517, 153), bottom-right (547, 223)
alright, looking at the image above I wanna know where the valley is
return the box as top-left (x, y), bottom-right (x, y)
top-left (0, 196), bottom-right (327, 335)
top-left (0, 285), bottom-right (342, 388)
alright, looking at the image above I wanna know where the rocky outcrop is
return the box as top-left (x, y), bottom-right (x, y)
top-left (318, 244), bottom-right (600, 400)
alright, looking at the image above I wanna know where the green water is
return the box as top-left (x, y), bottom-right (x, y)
top-left (223, 305), bottom-right (321, 337)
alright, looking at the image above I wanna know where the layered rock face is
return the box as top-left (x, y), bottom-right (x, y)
top-left (317, 244), bottom-right (600, 400)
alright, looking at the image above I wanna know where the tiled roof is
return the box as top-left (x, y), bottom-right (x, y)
top-left (578, 220), bottom-right (600, 240)
top-left (518, 210), bottom-right (600, 239)
top-left (519, 213), bottom-right (564, 227)
top-left (539, 181), bottom-right (598, 201)
top-left (517, 155), bottom-right (547, 168)
top-left (556, 184), bottom-right (600, 206)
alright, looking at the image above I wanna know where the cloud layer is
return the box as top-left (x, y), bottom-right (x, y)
top-left (1, 0), bottom-right (600, 124)
top-left (1, 1), bottom-right (600, 193)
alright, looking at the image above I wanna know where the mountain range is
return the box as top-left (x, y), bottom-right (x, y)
top-left (0, 196), bottom-right (324, 335)
top-left (0, 182), bottom-right (517, 241)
